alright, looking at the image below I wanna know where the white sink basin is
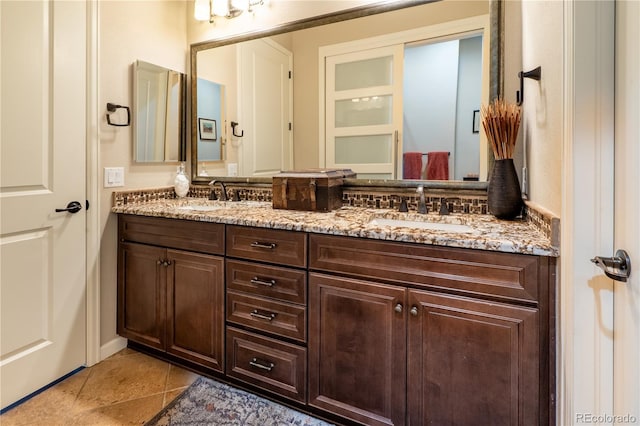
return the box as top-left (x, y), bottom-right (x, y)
top-left (176, 205), bottom-right (224, 212)
top-left (368, 218), bottom-right (475, 233)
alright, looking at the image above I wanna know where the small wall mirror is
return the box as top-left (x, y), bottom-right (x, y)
top-left (133, 60), bottom-right (186, 162)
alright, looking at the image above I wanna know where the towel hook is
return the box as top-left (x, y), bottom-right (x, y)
top-left (106, 103), bottom-right (131, 127)
top-left (230, 121), bottom-right (244, 137)
top-left (516, 66), bottom-right (542, 106)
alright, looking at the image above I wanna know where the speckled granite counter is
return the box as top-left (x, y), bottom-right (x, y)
top-left (112, 198), bottom-right (558, 257)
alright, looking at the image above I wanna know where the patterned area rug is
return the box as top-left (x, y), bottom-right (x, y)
top-left (145, 377), bottom-right (334, 426)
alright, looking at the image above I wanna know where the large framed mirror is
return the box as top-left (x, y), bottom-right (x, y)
top-left (190, 0), bottom-right (503, 184)
top-left (133, 60), bottom-right (186, 163)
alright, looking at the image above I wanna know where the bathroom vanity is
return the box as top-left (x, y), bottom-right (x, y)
top-left (114, 194), bottom-right (557, 426)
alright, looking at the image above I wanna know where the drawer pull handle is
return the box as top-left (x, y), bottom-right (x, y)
top-left (250, 277), bottom-right (276, 287)
top-left (410, 306), bottom-right (419, 316)
top-left (250, 241), bottom-right (277, 249)
top-left (394, 303), bottom-right (403, 313)
top-left (249, 357), bottom-right (275, 372)
top-left (250, 310), bottom-right (277, 321)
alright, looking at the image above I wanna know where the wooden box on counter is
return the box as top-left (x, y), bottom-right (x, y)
top-left (272, 169), bottom-right (356, 212)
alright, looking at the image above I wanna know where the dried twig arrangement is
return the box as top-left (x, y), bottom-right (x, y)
top-left (481, 99), bottom-right (521, 159)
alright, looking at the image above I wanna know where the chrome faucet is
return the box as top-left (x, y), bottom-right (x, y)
top-left (208, 179), bottom-right (228, 201)
top-left (416, 185), bottom-right (427, 214)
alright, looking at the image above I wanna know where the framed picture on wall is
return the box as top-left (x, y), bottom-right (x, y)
top-left (198, 118), bottom-right (217, 141)
top-left (472, 110), bottom-right (480, 133)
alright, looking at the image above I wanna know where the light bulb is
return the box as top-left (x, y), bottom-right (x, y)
top-left (231, 0), bottom-right (249, 12)
top-left (212, 0), bottom-right (230, 17)
top-left (194, 0), bottom-right (211, 21)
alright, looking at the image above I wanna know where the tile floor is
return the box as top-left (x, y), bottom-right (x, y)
top-left (0, 348), bottom-right (200, 426)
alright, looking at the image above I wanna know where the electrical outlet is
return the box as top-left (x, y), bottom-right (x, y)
top-left (104, 167), bottom-right (125, 188)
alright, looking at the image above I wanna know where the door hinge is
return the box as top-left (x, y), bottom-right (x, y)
top-left (289, 122), bottom-right (292, 131)
top-left (288, 70), bottom-right (292, 79)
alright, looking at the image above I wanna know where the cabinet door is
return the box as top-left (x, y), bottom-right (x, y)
top-left (166, 249), bottom-right (225, 372)
top-left (407, 290), bottom-right (539, 426)
top-left (309, 273), bottom-right (406, 426)
top-left (117, 242), bottom-right (166, 350)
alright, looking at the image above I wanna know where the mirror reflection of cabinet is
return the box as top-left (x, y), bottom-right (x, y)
top-left (133, 60), bottom-right (186, 163)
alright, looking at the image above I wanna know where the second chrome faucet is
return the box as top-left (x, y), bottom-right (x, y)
top-left (416, 185), bottom-right (427, 214)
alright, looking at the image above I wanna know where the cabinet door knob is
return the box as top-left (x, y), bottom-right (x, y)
top-left (394, 303), bottom-right (403, 313)
top-left (410, 306), bottom-right (419, 316)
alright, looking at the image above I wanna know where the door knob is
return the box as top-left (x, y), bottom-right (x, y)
top-left (55, 201), bottom-right (82, 214)
top-left (591, 249), bottom-right (631, 282)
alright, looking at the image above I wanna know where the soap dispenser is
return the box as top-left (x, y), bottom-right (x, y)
top-left (174, 162), bottom-right (189, 198)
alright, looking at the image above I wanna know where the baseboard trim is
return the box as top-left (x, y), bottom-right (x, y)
top-left (100, 337), bottom-right (128, 361)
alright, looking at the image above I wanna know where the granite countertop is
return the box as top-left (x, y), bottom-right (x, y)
top-left (112, 198), bottom-right (559, 257)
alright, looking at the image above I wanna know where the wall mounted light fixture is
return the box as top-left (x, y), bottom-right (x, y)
top-left (194, 0), bottom-right (266, 23)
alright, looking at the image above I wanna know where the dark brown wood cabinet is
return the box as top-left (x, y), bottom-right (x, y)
top-left (308, 273), bottom-right (407, 426)
top-left (118, 242), bottom-right (166, 351)
top-left (407, 290), bottom-right (540, 426)
top-left (166, 249), bottom-right (224, 371)
top-left (224, 225), bottom-right (308, 403)
top-left (309, 234), bottom-right (555, 426)
top-left (117, 216), bottom-right (555, 426)
top-left (117, 216), bottom-right (225, 372)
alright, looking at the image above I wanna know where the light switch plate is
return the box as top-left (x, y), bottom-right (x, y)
top-left (104, 167), bottom-right (125, 188)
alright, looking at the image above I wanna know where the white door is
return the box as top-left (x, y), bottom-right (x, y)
top-left (238, 38), bottom-right (292, 176)
top-left (0, 1), bottom-right (87, 409)
top-left (613, 0), bottom-right (640, 420)
top-left (325, 45), bottom-right (403, 179)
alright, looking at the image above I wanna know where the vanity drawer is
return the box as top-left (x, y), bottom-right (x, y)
top-left (226, 259), bottom-right (306, 304)
top-left (119, 215), bottom-right (224, 255)
top-left (309, 234), bottom-right (545, 304)
top-left (226, 225), bottom-right (307, 268)
top-left (226, 327), bottom-right (307, 403)
top-left (227, 291), bottom-right (306, 342)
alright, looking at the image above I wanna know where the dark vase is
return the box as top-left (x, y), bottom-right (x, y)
top-left (487, 159), bottom-right (524, 219)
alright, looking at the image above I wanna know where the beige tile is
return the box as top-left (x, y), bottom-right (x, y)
top-left (0, 368), bottom-right (92, 426)
top-left (68, 394), bottom-right (165, 426)
top-left (75, 353), bottom-right (169, 409)
top-left (162, 388), bottom-right (188, 408)
top-left (102, 348), bottom-right (138, 361)
top-left (0, 350), bottom-right (185, 426)
top-left (165, 364), bottom-right (199, 391)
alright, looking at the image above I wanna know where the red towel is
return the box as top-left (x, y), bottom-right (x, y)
top-left (426, 151), bottom-right (449, 180)
top-left (403, 152), bottom-right (423, 179)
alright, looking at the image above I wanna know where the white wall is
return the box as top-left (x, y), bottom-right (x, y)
top-left (99, 0), bottom-right (187, 350)
top-left (519, 0), bottom-right (562, 215)
top-left (195, 45), bottom-right (237, 175)
top-left (455, 36), bottom-right (482, 180)
top-left (403, 39), bottom-right (459, 174)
